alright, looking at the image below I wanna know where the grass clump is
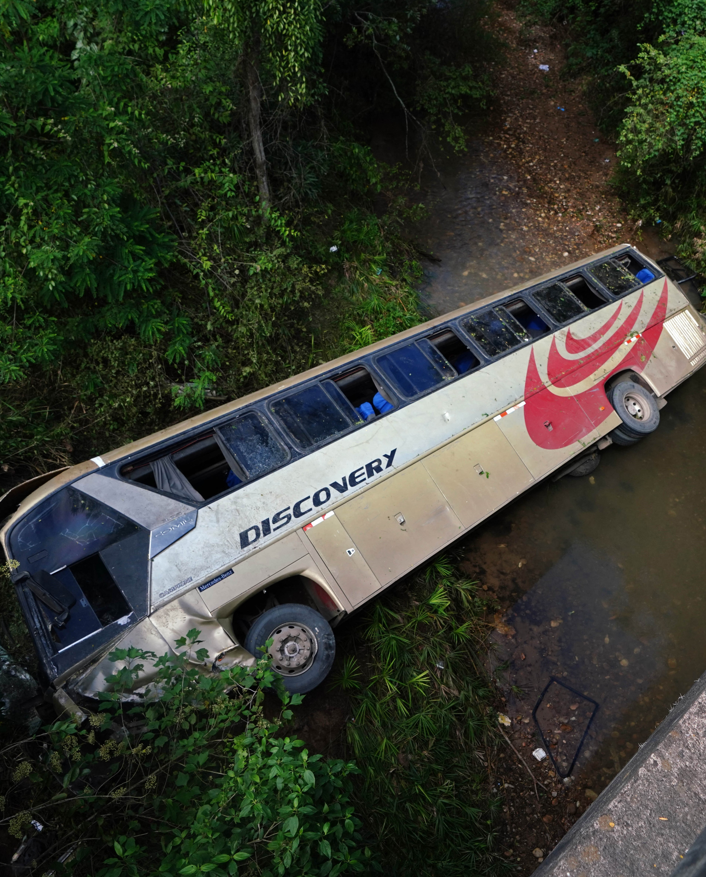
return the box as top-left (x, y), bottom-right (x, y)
top-left (340, 558), bottom-right (502, 876)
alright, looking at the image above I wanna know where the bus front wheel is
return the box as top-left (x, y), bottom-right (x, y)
top-left (609, 380), bottom-right (660, 439)
top-left (244, 603), bottom-right (335, 694)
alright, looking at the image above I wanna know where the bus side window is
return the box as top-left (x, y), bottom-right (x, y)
top-left (427, 328), bottom-right (480, 374)
top-left (216, 412), bottom-right (289, 479)
top-left (271, 384), bottom-right (353, 449)
top-left (376, 341), bottom-right (453, 398)
top-left (503, 299), bottom-right (550, 338)
top-left (122, 435), bottom-right (240, 502)
top-left (170, 436), bottom-right (234, 501)
top-left (533, 282), bottom-right (588, 324)
top-left (332, 367), bottom-right (395, 421)
top-left (588, 259), bottom-right (642, 296)
top-left (463, 308), bottom-right (528, 358)
top-left (614, 252), bottom-right (656, 285)
top-left (563, 274), bottom-right (607, 310)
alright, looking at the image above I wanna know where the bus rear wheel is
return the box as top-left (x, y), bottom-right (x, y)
top-left (609, 380), bottom-right (660, 439)
top-left (244, 603), bottom-right (335, 694)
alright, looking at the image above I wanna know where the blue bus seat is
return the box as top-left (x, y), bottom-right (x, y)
top-left (356, 402), bottom-right (375, 421)
top-left (373, 392), bottom-right (394, 414)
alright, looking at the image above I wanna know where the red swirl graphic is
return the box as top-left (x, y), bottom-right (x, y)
top-left (523, 280), bottom-right (669, 450)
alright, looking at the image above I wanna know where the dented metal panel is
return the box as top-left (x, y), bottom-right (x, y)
top-left (198, 532), bottom-right (307, 612)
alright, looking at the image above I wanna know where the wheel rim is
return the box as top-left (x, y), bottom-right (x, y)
top-left (267, 622), bottom-right (318, 677)
top-left (624, 393), bottom-right (646, 422)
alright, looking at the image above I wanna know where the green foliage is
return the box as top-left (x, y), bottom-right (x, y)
top-left (342, 559), bottom-right (502, 876)
top-left (336, 0), bottom-right (497, 153)
top-left (203, 0), bottom-right (325, 105)
top-left (0, 631), bottom-right (369, 876)
top-left (0, 0), bottom-right (497, 470)
top-left (617, 36), bottom-right (706, 206)
top-left (0, 559), bottom-right (35, 672)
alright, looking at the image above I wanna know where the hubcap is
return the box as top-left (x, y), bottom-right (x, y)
top-left (267, 622), bottom-right (317, 676)
top-left (624, 394), bottom-right (645, 421)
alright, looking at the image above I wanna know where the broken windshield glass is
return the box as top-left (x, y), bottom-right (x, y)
top-left (11, 488), bottom-right (140, 572)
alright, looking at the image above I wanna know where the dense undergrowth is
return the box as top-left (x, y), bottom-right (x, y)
top-left (0, 634), bottom-right (370, 876)
top-left (339, 559), bottom-right (501, 876)
top-left (518, 0), bottom-right (706, 281)
top-left (0, 563), bottom-right (503, 876)
top-left (0, 0), bottom-right (497, 475)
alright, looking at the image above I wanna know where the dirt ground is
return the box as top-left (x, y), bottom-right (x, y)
top-left (485, 1), bottom-right (674, 270)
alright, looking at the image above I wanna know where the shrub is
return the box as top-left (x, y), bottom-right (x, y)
top-left (0, 631), bottom-right (370, 876)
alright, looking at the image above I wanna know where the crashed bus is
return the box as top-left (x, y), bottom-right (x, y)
top-left (2, 245), bottom-right (705, 704)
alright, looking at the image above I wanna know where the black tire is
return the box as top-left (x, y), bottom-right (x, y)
top-left (609, 425), bottom-right (642, 447)
top-left (567, 451), bottom-right (601, 477)
top-left (610, 380), bottom-right (660, 437)
top-left (244, 603), bottom-right (335, 694)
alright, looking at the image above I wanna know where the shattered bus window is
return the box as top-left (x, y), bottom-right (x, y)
top-left (464, 308), bottom-right (529, 358)
top-left (217, 412), bottom-right (289, 479)
top-left (15, 490), bottom-right (139, 572)
top-left (377, 342), bottom-right (450, 398)
top-left (589, 259), bottom-right (640, 296)
top-left (534, 283), bottom-right (588, 324)
top-left (271, 384), bottom-right (352, 450)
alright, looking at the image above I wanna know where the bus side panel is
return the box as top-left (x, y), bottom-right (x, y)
top-left (303, 515), bottom-right (381, 607)
top-left (334, 462), bottom-right (463, 587)
top-left (640, 306), bottom-right (705, 395)
top-left (498, 390), bottom-right (600, 479)
top-left (197, 532), bottom-right (309, 613)
top-left (422, 420), bottom-right (533, 528)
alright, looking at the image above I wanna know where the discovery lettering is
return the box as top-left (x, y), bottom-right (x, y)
top-left (239, 447), bottom-right (397, 549)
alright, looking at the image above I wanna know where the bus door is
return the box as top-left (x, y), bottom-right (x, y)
top-left (423, 419), bottom-right (533, 528)
top-left (302, 512), bottom-right (381, 607)
top-left (332, 462), bottom-right (464, 589)
top-left (495, 388), bottom-right (601, 479)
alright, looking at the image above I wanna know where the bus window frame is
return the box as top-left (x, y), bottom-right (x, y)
top-left (113, 247), bottom-right (663, 504)
top-left (527, 282), bottom-right (592, 329)
top-left (457, 296), bottom-right (557, 362)
top-left (117, 405), bottom-right (297, 507)
top-left (374, 338), bottom-right (458, 400)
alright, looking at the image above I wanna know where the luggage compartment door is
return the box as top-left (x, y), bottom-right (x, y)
top-left (496, 389), bottom-right (600, 479)
top-left (423, 420), bottom-right (533, 528)
top-left (303, 513), bottom-right (381, 607)
top-left (335, 462), bottom-right (464, 587)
